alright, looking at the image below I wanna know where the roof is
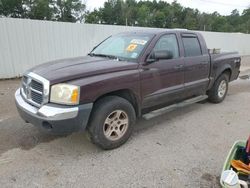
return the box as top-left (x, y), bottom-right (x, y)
top-left (117, 28), bottom-right (192, 35)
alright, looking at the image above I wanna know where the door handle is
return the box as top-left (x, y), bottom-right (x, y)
top-left (174, 65), bottom-right (184, 70)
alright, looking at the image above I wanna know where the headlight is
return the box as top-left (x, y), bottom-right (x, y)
top-left (50, 84), bottom-right (80, 105)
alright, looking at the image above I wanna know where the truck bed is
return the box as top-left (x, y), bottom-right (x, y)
top-left (209, 52), bottom-right (241, 87)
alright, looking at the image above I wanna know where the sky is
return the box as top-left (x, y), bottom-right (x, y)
top-left (85, 0), bottom-right (250, 15)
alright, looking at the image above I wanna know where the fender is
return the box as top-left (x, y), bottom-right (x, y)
top-left (208, 63), bottom-right (232, 90)
top-left (215, 64), bottom-right (232, 80)
top-left (67, 69), bottom-right (141, 113)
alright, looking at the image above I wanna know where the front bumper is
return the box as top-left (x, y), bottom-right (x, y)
top-left (15, 88), bottom-right (93, 135)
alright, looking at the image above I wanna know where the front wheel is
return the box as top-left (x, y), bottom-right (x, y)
top-left (87, 96), bottom-right (136, 150)
top-left (208, 73), bottom-right (229, 103)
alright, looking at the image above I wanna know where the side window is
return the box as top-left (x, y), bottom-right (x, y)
top-left (153, 34), bottom-right (179, 59)
top-left (182, 37), bottom-right (202, 57)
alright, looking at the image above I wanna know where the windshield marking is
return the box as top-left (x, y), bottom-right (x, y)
top-left (130, 39), bottom-right (147, 45)
top-left (126, 44), bottom-right (138, 52)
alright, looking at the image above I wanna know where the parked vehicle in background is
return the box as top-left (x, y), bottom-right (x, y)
top-left (15, 29), bottom-right (241, 149)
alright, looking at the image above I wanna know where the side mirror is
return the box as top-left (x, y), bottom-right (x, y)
top-left (153, 50), bottom-right (173, 60)
top-left (146, 50), bottom-right (173, 64)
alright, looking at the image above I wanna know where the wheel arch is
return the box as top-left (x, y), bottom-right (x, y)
top-left (221, 68), bottom-right (232, 80)
top-left (93, 89), bottom-right (141, 117)
top-left (216, 65), bottom-right (232, 81)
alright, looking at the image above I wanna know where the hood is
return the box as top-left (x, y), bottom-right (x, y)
top-left (28, 56), bottom-right (138, 84)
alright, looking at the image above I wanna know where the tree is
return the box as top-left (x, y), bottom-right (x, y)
top-left (152, 10), bottom-right (165, 28)
top-left (137, 4), bottom-right (151, 27)
top-left (55, 0), bottom-right (86, 22)
top-left (124, 0), bottom-right (137, 26)
top-left (28, 0), bottom-right (55, 20)
top-left (242, 8), bottom-right (250, 33)
top-left (83, 0), bottom-right (250, 33)
top-left (1, 0), bottom-right (250, 33)
top-left (0, 0), bottom-right (86, 22)
top-left (100, 0), bottom-right (116, 24)
top-left (181, 8), bottom-right (199, 30)
top-left (85, 9), bottom-right (101, 24)
top-left (0, 0), bottom-right (28, 18)
top-left (227, 9), bottom-right (241, 32)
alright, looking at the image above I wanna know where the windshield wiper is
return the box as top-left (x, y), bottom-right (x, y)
top-left (88, 53), bottom-right (122, 61)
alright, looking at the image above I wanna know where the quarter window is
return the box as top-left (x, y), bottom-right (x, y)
top-left (182, 37), bottom-right (202, 57)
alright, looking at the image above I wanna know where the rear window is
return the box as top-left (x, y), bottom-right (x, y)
top-left (182, 37), bottom-right (202, 57)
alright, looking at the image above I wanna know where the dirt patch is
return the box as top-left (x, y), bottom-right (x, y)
top-left (17, 134), bottom-right (63, 150)
top-left (200, 173), bottom-right (221, 188)
top-left (0, 79), bottom-right (20, 119)
top-left (0, 117), bottom-right (62, 154)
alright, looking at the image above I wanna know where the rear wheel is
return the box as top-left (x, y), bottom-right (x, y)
top-left (208, 73), bottom-right (229, 103)
top-left (87, 96), bottom-right (136, 150)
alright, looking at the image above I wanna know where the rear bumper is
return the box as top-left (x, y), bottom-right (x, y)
top-left (15, 88), bottom-right (93, 135)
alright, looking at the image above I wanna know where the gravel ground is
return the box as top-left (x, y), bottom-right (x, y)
top-left (0, 75), bottom-right (249, 187)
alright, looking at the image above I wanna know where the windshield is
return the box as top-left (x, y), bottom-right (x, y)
top-left (90, 33), bottom-right (153, 61)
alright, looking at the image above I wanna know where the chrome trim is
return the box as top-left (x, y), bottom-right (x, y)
top-left (21, 87), bottom-right (42, 107)
top-left (38, 105), bottom-right (78, 120)
top-left (21, 72), bottom-right (50, 107)
top-left (16, 89), bottom-right (78, 121)
top-left (30, 87), bottom-right (43, 95)
top-left (16, 89), bottom-right (38, 114)
top-left (28, 72), bottom-right (50, 104)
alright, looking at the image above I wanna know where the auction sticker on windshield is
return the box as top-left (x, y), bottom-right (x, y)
top-left (130, 39), bottom-right (147, 45)
top-left (126, 44), bottom-right (138, 52)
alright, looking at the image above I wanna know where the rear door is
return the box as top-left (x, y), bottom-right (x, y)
top-left (181, 33), bottom-right (210, 96)
top-left (140, 33), bottom-right (185, 109)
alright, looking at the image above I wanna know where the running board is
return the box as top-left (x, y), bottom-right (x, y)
top-left (142, 95), bottom-right (208, 120)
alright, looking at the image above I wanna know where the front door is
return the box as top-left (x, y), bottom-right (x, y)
top-left (140, 34), bottom-right (185, 109)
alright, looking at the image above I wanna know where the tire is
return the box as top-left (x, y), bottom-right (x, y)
top-left (87, 96), bottom-right (136, 150)
top-left (208, 73), bottom-right (229, 103)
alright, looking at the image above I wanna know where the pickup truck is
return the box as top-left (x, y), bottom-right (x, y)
top-left (15, 29), bottom-right (241, 149)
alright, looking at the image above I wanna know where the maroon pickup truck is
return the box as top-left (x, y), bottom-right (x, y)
top-left (15, 29), bottom-right (241, 149)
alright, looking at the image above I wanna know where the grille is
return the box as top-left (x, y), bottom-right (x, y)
top-left (31, 90), bottom-right (43, 104)
top-left (21, 75), bottom-right (44, 107)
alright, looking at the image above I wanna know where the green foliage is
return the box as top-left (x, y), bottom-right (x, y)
top-left (55, 0), bottom-right (86, 22)
top-left (137, 4), bottom-right (151, 26)
top-left (0, 0), bottom-right (250, 33)
top-left (0, 0), bottom-right (28, 18)
top-left (29, 0), bottom-right (54, 20)
top-left (85, 9), bottom-right (101, 24)
top-left (0, 0), bottom-right (85, 22)
top-left (85, 0), bottom-right (250, 33)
